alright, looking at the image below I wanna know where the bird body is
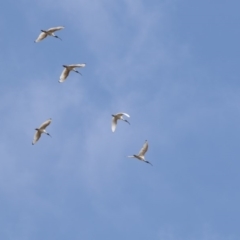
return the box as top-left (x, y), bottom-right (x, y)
top-left (59, 64), bottom-right (86, 82)
top-left (111, 112), bottom-right (130, 132)
top-left (34, 26), bottom-right (64, 42)
top-left (32, 119), bottom-right (52, 145)
top-left (128, 140), bottom-right (152, 165)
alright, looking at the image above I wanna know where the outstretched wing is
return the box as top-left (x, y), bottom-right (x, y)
top-left (35, 32), bottom-right (47, 42)
top-left (115, 112), bottom-right (130, 118)
top-left (47, 26), bottom-right (64, 33)
top-left (67, 63), bottom-right (86, 69)
top-left (59, 68), bottom-right (70, 82)
top-left (111, 117), bottom-right (118, 132)
top-left (32, 131), bottom-right (41, 145)
top-left (39, 119), bottom-right (52, 130)
top-left (138, 141), bottom-right (148, 157)
top-left (121, 113), bottom-right (130, 118)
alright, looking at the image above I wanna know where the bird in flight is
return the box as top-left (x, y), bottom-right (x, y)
top-left (128, 140), bottom-right (152, 166)
top-left (111, 112), bottom-right (130, 132)
top-left (32, 118), bottom-right (52, 145)
top-left (59, 64), bottom-right (86, 83)
top-left (34, 26), bottom-right (64, 42)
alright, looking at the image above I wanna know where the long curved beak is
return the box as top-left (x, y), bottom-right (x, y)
top-left (145, 161), bottom-right (153, 166)
top-left (55, 36), bottom-right (62, 41)
top-left (47, 133), bottom-right (52, 137)
top-left (125, 120), bottom-right (130, 125)
top-left (75, 71), bottom-right (82, 76)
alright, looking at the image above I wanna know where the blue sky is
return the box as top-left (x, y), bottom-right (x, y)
top-left (1, 0), bottom-right (240, 239)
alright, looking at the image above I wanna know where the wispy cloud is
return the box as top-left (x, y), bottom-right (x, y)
top-left (1, 0), bottom-right (240, 239)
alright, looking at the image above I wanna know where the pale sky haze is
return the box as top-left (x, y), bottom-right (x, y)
top-left (0, 1), bottom-right (240, 240)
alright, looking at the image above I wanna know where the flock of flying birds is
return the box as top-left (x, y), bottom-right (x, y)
top-left (32, 26), bottom-right (152, 166)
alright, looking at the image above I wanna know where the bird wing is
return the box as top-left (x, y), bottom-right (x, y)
top-left (115, 112), bottom-right (130, 118)
top-left (32, 131), bottom-right (41, 145)
top-left (122, 113), bottom-right (130, 118)
top-left (39, 119), bottom-right (52, 130)
top-left (59, 68), bottom-right (70, 82)
top-left (47, 26), bottom-right (64, 33)
top-left (111, 117), bottom-right (118, 132)
top-left (67, 64), bottom-right (86, 69)
top-left (35, 32), bottom-right (47, 42)
top-left (138, 141), bottom-right (148, 157)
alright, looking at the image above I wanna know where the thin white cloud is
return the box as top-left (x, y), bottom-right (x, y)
top-left (1, 1), bottom-right (240, 240)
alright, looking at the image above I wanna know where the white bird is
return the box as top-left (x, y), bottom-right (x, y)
top-left (128, 140), bottom-right (152, 166)
top-left (59, 64), bottom-right (86, 83)
top-left (111, 112), bottom-right (130, 132)
top-left (32, 118), bottom-right (52, 145)
top-left (34, 26), bottom-right (64, 42)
